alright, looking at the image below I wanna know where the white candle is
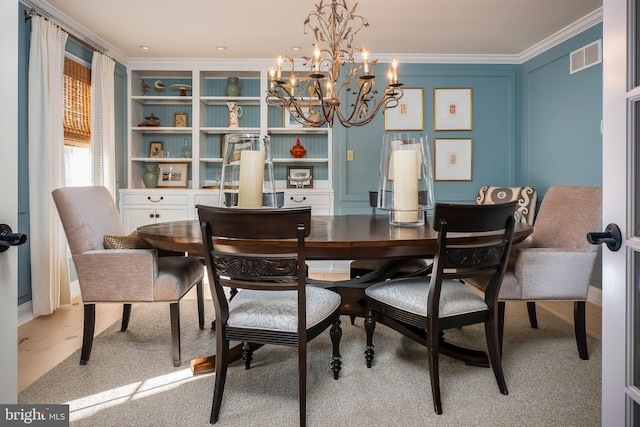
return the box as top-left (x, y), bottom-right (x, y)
top-left (238, 150), bottom-right (265, 208)
top-left (393, 149), bottom-right (419, 223)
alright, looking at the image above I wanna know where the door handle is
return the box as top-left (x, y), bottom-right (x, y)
top-left (0, 224), bottom-right (27, 253)
top-left (587, 223), bottom-right (622, 252)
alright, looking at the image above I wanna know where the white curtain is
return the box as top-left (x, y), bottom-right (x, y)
top-left (28, 16), bottom-right (71, 316)
top-left (91, 52), bottom-right (116, 197)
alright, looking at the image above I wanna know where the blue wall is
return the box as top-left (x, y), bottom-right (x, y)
top-left (333, 24), bottom-right (603, 214)
top-left (518, 24), bottom-right (603, 194)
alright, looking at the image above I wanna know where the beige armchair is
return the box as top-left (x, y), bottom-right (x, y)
top-left (52, 186), bottom-right (204, 366)
top-left (468, 186), bottom-right (601, 360)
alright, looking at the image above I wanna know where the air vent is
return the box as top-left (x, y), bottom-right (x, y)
top-left (570, 39), bottom-right (602, 74)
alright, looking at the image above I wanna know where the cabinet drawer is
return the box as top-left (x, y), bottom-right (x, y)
top-left (284, 192), bottom-right (331, 208)
top-left (122, 193), bottom-right (189, 206)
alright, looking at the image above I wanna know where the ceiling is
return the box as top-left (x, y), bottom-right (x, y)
top-left (33, 0), bottom-right (602, 62)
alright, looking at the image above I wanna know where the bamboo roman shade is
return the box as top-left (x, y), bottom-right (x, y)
top-left (63, 57), bottom-right (91, 148)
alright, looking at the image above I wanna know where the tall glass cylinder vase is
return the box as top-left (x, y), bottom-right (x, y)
top-left (377, 133), bottom-right (435, 227)
top-left (219, 134), bottom-right (277, 208)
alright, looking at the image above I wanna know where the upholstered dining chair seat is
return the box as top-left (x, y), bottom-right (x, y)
top-left (366, 277), bottom-right (488, 318)
top-left (228, 287), bottom-right (341, 331)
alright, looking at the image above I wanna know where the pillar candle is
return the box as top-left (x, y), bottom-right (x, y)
top-left (238, 150), bottom-right (265, 208)
top-left (393, 149), bottom-right (419, 223)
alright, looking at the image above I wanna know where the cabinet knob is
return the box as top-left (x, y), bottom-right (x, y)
top-left (290, 196), bottom-right (307, 203)
top-left (155, 213), bottom-right (160, 218)
top-left (149, 214), bottom-right (154, 218)
top-left (148, 196), bottom-right (164, 203)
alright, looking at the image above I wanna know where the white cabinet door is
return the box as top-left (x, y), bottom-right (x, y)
top-left (122, 208), bottom-right (189, 233)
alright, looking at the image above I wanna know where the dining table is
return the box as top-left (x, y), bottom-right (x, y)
top-left (137, 214), bottom-right (533, 373)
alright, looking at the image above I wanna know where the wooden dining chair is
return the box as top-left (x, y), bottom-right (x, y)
top-left (197, 205), bottom-right (342, 426)
top-left (363, 201), bottom-right (517, 415)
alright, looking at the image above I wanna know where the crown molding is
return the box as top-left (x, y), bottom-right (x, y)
top-left (518, 7), bottom-right (603, 63)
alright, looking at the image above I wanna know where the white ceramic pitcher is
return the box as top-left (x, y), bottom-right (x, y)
top-left (227, 102), bottom-right (243, 128)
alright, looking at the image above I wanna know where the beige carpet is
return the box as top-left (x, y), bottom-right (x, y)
top-left (19, 299), bottom-right (601, 426)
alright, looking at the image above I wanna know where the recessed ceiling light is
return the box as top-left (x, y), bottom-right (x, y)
top-left (292, 46), bottom-right (302, 51)
top-left (139, 45), bottom-right (151, 50)
top-left (216, 46), bottom-right (227, 51)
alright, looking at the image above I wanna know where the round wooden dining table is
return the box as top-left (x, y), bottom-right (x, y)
top-left (137, 214), bottom-right (532, 374)
top-left (137, 214), bottom-right (533, 260)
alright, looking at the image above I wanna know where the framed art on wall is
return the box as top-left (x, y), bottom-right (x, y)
top-left (157, 162), bottom-right (189, 188)
top-left (434, 138), bottom-right (473, 181)
top-left (434, 88), bottom-right (473, 131)
top-left (384, 87), bottom-right (424, 131)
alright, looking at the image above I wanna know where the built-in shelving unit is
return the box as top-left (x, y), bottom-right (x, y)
top-left (120, 61), bottom-right (333, 231)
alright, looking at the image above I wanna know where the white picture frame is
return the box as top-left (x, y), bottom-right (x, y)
top-left (384, 87), bottom-right (424, 131)
top-left (434, 138), bottom-right (473, 181)
top-left (434, 88), bottom-right (473, 131)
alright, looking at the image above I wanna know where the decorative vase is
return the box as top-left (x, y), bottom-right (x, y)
top-left (227, 102), bottom-right (243, 128)
top-left (143, 164), bottom-right (160, 188)
top-left (290, 137), bottom-right (307, 158)
top-left (225, 77), bottom-right (242, 97)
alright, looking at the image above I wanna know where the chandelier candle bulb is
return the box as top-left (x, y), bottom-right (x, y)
top-left (392, 149), bottom-right (419, 223)
top-left (362, 48), bottom-right (369, 74)
top-left (238, 150), bottom-right (265, 208)
top-left (277, 54), bottom-right (283, 80)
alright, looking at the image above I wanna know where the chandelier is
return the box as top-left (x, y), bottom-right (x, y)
top-left (266, 0), bottom-right (403, 128)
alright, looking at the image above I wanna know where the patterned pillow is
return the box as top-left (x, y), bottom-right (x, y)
top-left (103, 231), bottom-right (152, 249)
top-left (476, 186), bottom-right (537, 225)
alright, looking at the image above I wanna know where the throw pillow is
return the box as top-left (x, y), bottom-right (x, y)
top-left (103, 231), bottom-right (152, 249)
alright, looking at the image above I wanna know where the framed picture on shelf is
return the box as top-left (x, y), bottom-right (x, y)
top-left (157, 162), bottom-right (189, 188)
top-left (434, 88), bottom-right (473, 131)
top-left (287, 166), bottom-right (314, 189)
top-left (384, 88), bottom-right (424, 131)
top-left (226, 137), bottom-right (253, 163)
top-left (283, 108), bottom-right (304, 128)
top-left (149, 141), bottom-right (163, 158)
top-left (434, 138), bottom-right (473, 181)
top-left (174, 112), bottom-right (188, 127)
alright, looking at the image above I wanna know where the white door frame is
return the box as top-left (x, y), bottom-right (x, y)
top-left (0, 0), bottom-right (20, 404)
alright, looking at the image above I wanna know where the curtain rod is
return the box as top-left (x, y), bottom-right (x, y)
top-left (24, 8), bottom-right (115, 62)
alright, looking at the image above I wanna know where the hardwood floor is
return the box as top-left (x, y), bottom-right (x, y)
top-left (17, 273), bottom-right (602, 393)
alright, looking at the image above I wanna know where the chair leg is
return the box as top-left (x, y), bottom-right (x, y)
top-left (427, 329), bottom-right (442, 415)
top-left (574, 301), bottom-right (589, 360)
top-left (170, 302), bottom-right (181, 367)
top-left (80, 304), bottom-right (96, 365)
top-left (242, 342), bottom-right (253, 370)
top-left (298, 337), bottom-right (307, 427)
top-left (497, 301), bottom-right (506, 354)
top-left (121, 304), bottom-right (132, 331)
top-left (330, 317), bottom-right (342, 379)
top-left (364, 310), bottom-right (376, 368)
top-left (196, 280), bottom-right (205, 330)
top-left (485, 316), bottom-right (509, 395)
top-left (527, 301), bottom-right (538, 329)
top-left (210, 331), bottom-right (229, 424)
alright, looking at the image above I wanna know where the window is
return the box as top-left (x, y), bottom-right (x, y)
top-left (63, 56), bottom-right (92, 186)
